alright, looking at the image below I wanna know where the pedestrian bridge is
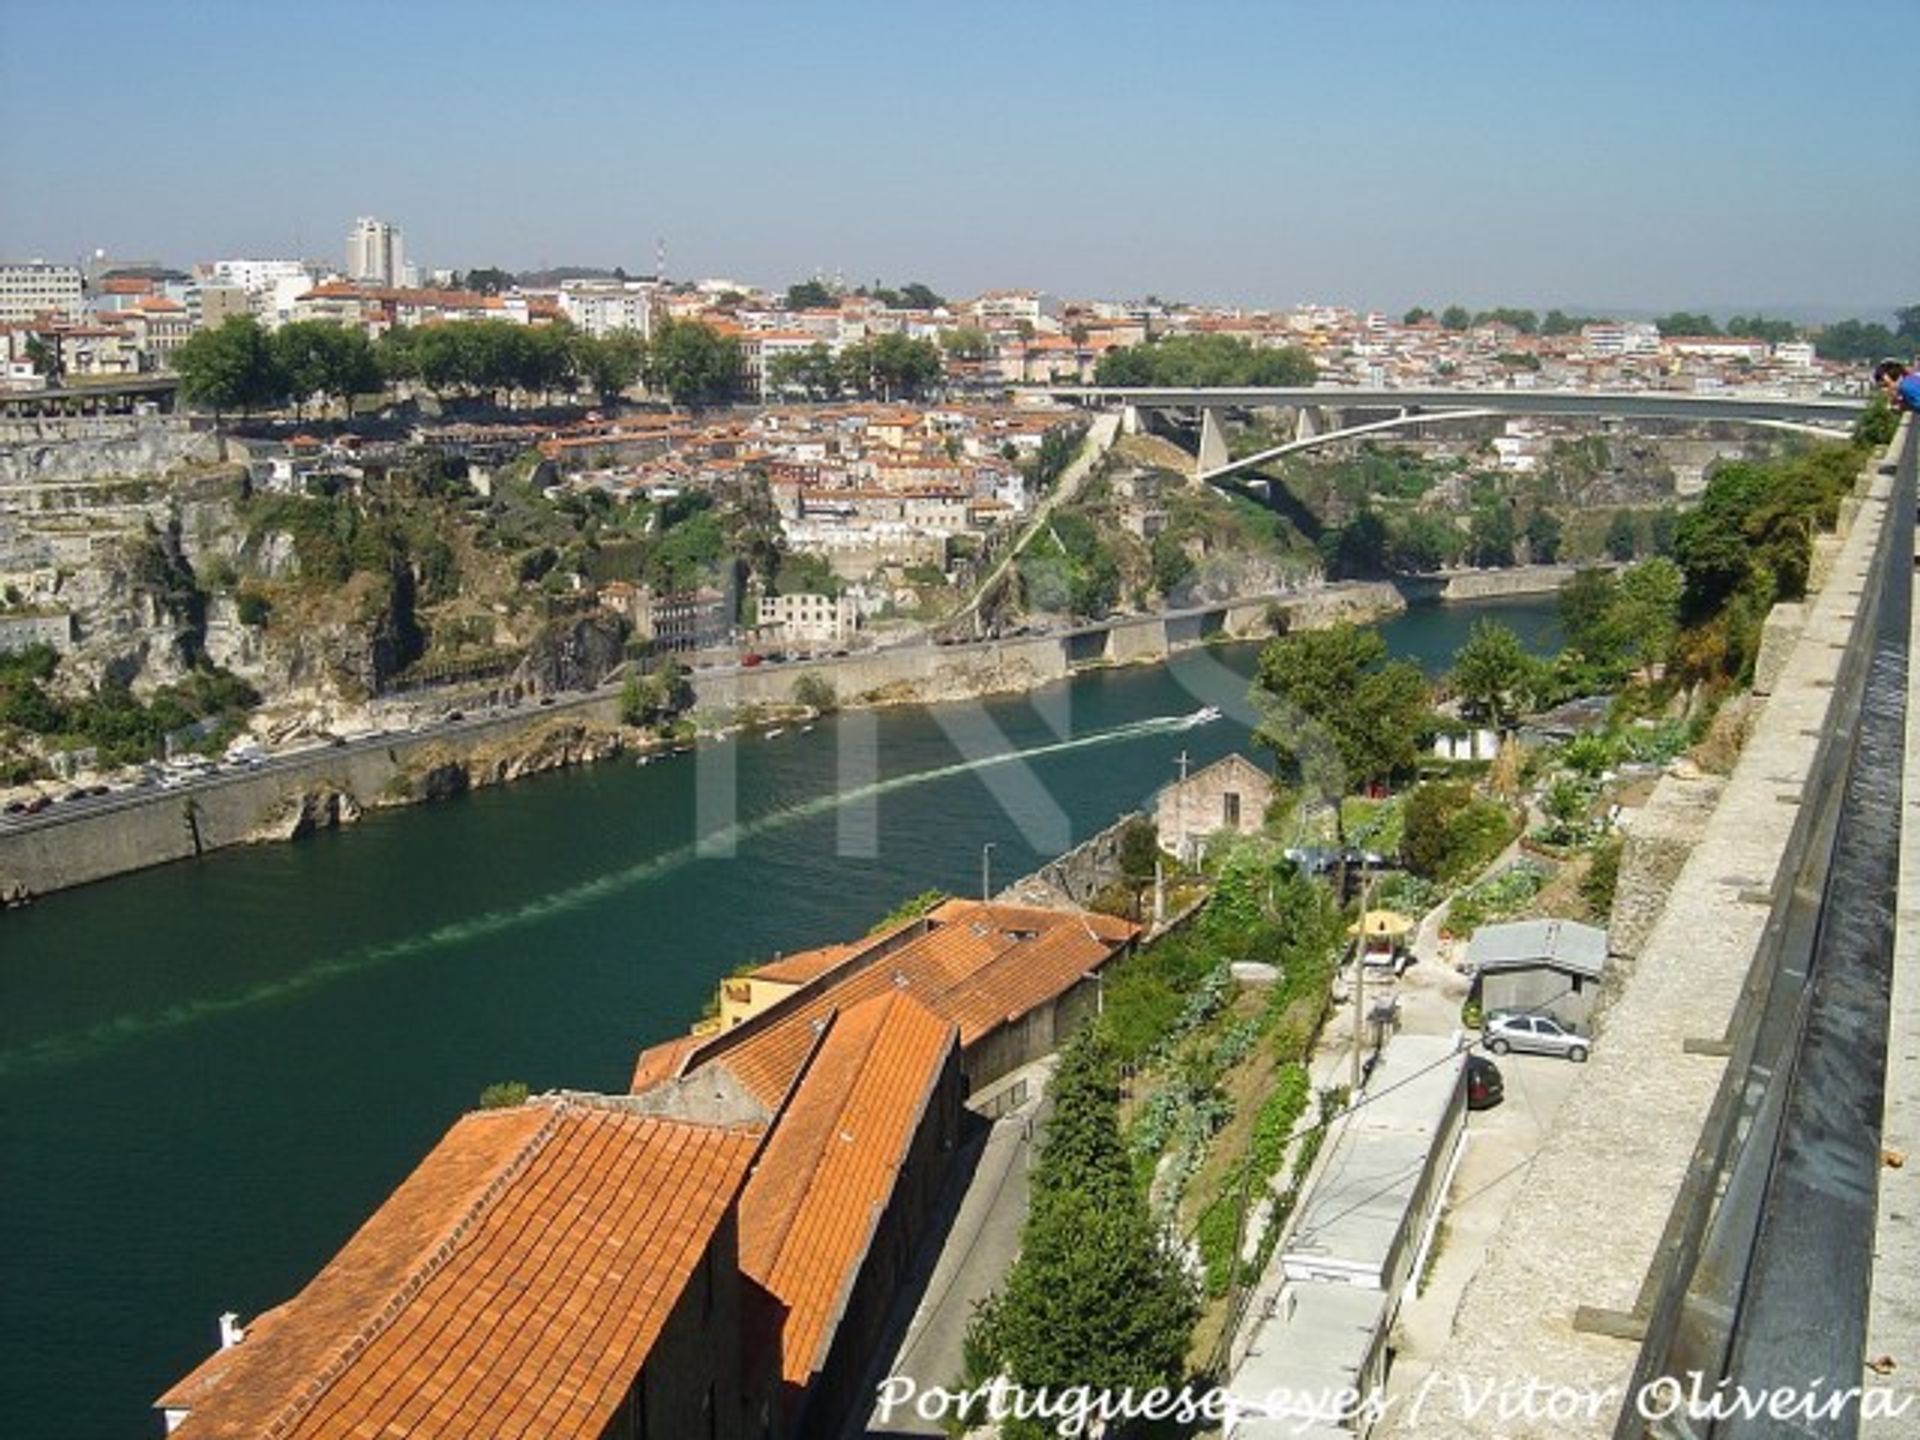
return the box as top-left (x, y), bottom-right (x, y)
top-left (1047, 384), bottom-right (1866, 484)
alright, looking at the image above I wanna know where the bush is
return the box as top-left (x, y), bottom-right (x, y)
top-left (1402, 782), bottom-right (1516, 882)
top-left (477, 1081), bottom-right (529, 1109)
top-left (236, 588), bottom-right (272, 627)
top-left (791, 672), bottom-right (837, 712)
top-left (1582, 835), bottom-right (1623, 916)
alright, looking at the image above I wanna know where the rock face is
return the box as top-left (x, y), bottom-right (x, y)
top-left (376, 721), bottom-right (627, 805)
top-left (249, 785), bottom-right (364, 842)
top-left (515, 614), bottom-right (630, 695)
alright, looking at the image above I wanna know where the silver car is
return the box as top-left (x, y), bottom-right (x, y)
top-left (1483, 1010), bottom-right (1590, 1062)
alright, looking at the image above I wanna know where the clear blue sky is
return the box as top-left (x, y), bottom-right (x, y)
top-left (1, 0), bottom-right (1912, 317)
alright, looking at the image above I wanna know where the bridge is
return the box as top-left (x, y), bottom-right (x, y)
top-left (1047, 385), bottom-right (1867, 484)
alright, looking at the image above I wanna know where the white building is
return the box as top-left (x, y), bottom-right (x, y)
top-left (0, 262), bottom-right (84, 324)
top-left (204, 260), bottom-right (317, 327)
top-left (759, 592), bottom-right (859, 649)
top-left (1581, 321), bottom-right (1660, 358)
top-left (558, 280), bottom-right (657, 339)
top-left (346, 216), bottom-right (406, 287)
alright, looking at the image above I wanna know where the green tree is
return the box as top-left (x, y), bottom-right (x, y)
top-left (271, 320), bottom-right (381, 418)
top-left (1473, 307), bottom-right (1539, 334)
top-left (1524, 507), bottom-right (1562, 563)
top-left (1450, 619), bottom-right (1533, 730)
top-left (791, 672), bottom-right (837, 712)
top-left (1611, 556), bottom-right (1684, 671)
top-left (1559, 568), bottom-right (1623, 663)
top-left (1654, 311), bottom-right (1719, 337)
top-left (1606, 508), bottom-right (1639, 561)
top-left (1725, 314), bottom-right (1800, 345)
top-left (766, 342), bottom-right (841, 400)
top-left (1814, 318), bottom-right (1897, 362)
top-left (939, 326), bottom-right (992, 360)
top-left (477, 1081), bottom-right (529, 1109)
top-left (1896, 305), bottom-right (1920, 346)
top-left (785, 279), bottom-right (835, 310)
top-left (1323, 507), bottom-right (1390, 578)
top-left (837, 333), bottom-right (943, 400)
top-left (1468, 503), bottom-right (1516, 567)
top-left (1093, 333), bottom-right (1315, 386)
top-left (1440, 305), bottom-right (1472, 331)
top-left (644, 318), bottom-right (741, 406)
top-left (462, 267), bottom-right (517, 295)
top-left (23, 333), bottom-right (63, 384)
top-left (174, 316), bottom-right (288, 419)
top-left (968, 1029), bottom-right (1196, 1425)
top-left (1402, 306), bottom-right (1432, 325)
top-left (571, 329), bottom-right (646, 403)
top-left (896, 281), bottom-right (945, 310)
top-left (1252, 622), bottom-right (1431, 794)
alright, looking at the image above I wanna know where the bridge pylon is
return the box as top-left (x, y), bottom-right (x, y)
top-left (1197, 407), bottom-right (1231, 480)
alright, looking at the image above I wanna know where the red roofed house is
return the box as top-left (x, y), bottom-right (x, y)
top-left (155, 1097), bottom-right (766, 1440)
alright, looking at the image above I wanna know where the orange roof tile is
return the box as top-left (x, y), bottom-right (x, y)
top-left (751, 942), bottom-right (860, 985)
top-left (738, 992), bottom-right (955, 1394)
top-left (668, 902), bottom-right (1133, 1109)
top-left (159, 1099), bottom-right (761, 1440)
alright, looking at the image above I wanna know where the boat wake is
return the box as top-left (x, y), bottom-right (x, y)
top-left (0, 711), bottom-right (1202, 1075)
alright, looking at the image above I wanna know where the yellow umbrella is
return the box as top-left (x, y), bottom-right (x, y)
top-left (1347, 910), bottom-right (1413, 939)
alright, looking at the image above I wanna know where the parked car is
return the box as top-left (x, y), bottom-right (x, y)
top-left (1483, 1010), bottom-right (1590, 1062)
top-left (1466, 1053), bottom-right (1505, 1110)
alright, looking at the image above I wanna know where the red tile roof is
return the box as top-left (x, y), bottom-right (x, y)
top-left (752, 941), bottom-right (860, 985)
top-left (737, 991), bottom-right (955, 1392)
top-left (663, 901), bottom-right (1134, 1108)
top-left (158, 1099), bottom-right (761, 1440)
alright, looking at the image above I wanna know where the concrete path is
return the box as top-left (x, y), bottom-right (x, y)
top-left (861, 1061), bottom-right (1055, 1436)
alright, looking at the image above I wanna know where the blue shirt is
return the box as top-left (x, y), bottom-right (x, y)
top-left (1899, 372), bottom-right (1920, 413)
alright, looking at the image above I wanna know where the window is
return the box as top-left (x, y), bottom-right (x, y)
top-left (1222, 791), bottom-right (1242, 827)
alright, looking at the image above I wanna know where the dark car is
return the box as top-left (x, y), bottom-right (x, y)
top-left (1466, 1053), bottom-right (1505, 1111)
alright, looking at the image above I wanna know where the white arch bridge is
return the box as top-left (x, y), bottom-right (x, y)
top-left (1045, 385), bottom-right (1865, 485)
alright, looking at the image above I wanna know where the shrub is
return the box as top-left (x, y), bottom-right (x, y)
top-left (478, 1081), bottom-right (529, 1109)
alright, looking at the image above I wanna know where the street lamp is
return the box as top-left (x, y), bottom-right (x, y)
top-left (981, 841), bottom-right (996, 903)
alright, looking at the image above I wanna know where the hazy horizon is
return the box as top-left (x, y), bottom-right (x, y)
top-left (2, 0), bottom-right (1913, 318)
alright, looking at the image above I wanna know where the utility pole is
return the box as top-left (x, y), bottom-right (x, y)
top-left (1174, 749), bottom-right (1191, 865)
top-left (1351, 861), bottom-right (1375, 1094)
top-left (981, 841), bottom-right (995, 904)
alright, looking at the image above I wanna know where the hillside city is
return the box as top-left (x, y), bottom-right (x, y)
top-left (2, 210), bottom-right (1916, 1440)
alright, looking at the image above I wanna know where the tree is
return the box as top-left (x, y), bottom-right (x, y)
top-left (766, 342), bottom-right (841, 400)
top-left (1451, 619), bottom-right (1533, 730)
top-left (1896, 305), bottom-right (1920, 346)
top-left (1654, 311), bottom-right (1719, 337)
top-left (462, 267), bottom-right (517, 295)
top-left (644, 318), bottom-right (741, 406)
top-left (1322, 507), bottom-right (1390, 578)
top-left (1440, 305), bottom-right (1472, 331)
top-left (1559, 568), bottom-right (1622, 661)
top-left (1252, 622), bottom-right (1430, 795)
top-left (1725, 314), bottom-right (1800, 345)
top-left (1606, 508), bottom-right (1639, 561)
top-left (968, 1029), bottom-right (1196, 1428)
top-left (572, 330), bottom-right (646, 403)
top-left (1525, 508), bottom-right (1562, 563)
top-left (1473, 307), bottom-right (1539, 334)
top-left (1093, 333), bottom-right (1316, 387)
top-left (785, 278), bottom-right (835, 310)
top-left (23, 333), bottom-right (63, 385)
top-left (837, 332), bottom-right (942, 400)
top-left (1468, 503), bottom-right (1516, 567)
top-left (1402, 306), bottom-right (1432, 325)
top-left (896, 281), bottom-right (945, 310)
top-left (1611, 556), bottom-right (1684, 672)
top-left (939, 326), bottom-right (992, 360)
top-left (477, 1081), bottom-right (529, 1109)
top-left (174, 316), bottom-right (288, 419)
top-left (1813, 318), bottom-right (1897, 363)
top-left (271, 320), bottom-right (380, 418)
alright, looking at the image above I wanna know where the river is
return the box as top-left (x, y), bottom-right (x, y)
top-left (0, 596), bottom-right (1560, 1438)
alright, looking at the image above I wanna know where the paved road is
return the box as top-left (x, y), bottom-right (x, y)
top-left (862, 1061), bottom-right (1055, 1437)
